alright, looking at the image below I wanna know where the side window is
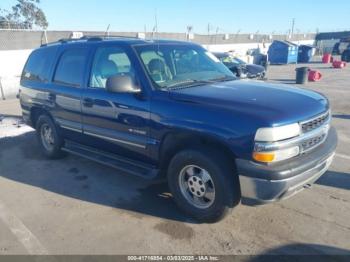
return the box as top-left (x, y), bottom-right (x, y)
top-left (22, 47), bottom-right (57, 82)
top-left (90, 47), bottom-right (133, 88)
top-left (53, 49), bottom-right (87, 87)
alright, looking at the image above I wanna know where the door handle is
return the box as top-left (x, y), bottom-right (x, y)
top-left (83, 98), bottom-right (94, 107)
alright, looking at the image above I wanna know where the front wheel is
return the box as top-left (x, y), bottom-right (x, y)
top-left (167, 148), bottom-right (240, 223)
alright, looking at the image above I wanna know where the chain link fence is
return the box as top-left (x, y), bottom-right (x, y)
top-left (0, 27), bottom-right (317, 50)
top-left (0, 27), bottom-right (318, 100)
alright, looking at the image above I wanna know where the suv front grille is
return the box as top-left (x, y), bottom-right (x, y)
top-left (301, 131), bottom-right (327, 152)
top-left (301, 111), bottom-right (330, 133)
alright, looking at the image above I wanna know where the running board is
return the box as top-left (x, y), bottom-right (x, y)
top-left (62, 140), bottom-right (158, 179)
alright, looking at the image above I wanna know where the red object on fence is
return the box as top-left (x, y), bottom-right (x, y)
top-left (333, 60), bottom-right (347, 68)
top-left (322, 53), bottom-right (332, 63)
top-left (308, 70), bottom-right (322, 82)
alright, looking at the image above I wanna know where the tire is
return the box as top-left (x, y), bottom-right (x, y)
top-left (36, 114), bottom-right (65, 159)
top-left (167, 148), bottom-right (240, 223)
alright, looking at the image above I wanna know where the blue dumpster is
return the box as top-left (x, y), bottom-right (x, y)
top-left (268, 40), bottom-right (298, 64)
top-left (298, 45), bottom-right (315, 63)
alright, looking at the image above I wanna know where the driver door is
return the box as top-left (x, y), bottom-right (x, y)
top-left (81, 45), bottom-right (151, 162)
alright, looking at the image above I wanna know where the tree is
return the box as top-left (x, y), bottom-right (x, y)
top-left (0, 0), bottom-right (48, 29)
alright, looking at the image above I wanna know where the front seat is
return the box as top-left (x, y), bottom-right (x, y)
top-left (91, 60), bottom-right (119, 88)
top-left (148, 58), bottom-right (172, 82)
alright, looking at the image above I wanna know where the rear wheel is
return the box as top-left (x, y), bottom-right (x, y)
top-left (167, 148), bottom-right (240, 223)
top-left (36, 114), bottom-right (65, 159)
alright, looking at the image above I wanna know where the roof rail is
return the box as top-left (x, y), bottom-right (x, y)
top-left (81, 34), bottom-right (139, 40)
top-left (40, 37), bottom-right (84, 47)
top-left (40, 34), bottom-right (141, 47)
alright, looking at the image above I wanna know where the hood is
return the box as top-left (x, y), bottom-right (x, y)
top-left (169, 80), bottom-right (328, 126)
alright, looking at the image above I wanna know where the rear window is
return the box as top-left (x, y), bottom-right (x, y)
top-left (22, 47), bottom-right (57, 82)
top-left (53, 48), bottom-right (88, 87)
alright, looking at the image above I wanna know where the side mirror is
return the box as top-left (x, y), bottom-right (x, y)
top-left (106, 74), bottom-right (140, 93)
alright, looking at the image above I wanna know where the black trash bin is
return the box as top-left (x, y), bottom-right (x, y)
top-left (295, 67), bottom-right (309, 84)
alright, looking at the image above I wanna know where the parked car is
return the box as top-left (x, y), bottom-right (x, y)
top-left (332, 42), bottom-right (340, 55)
top-left (333, 37), bottom-right (350, 55)
top-left (213, 52), bottom-right (266, 79)
top-left (341, 47), bottom-right (350, 62)
top-left (20, 36), bottom-right (337, 222)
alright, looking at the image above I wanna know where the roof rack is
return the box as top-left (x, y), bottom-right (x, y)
top-left (81, 35), bottom-right (143, 42)
top-left (40, 34), bottom-right (141, 47)
top-left (40, 37), bottom-right (84, 47)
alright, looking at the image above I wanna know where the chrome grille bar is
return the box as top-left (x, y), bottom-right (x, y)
top-left (301, 111), bottom-right (330, 133)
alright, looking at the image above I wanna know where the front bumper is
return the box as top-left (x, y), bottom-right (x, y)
top-left (237, 126), bottom-right (337, 204)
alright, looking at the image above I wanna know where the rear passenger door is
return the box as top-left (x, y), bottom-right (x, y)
top-left (81, 45), bottom-right (151, 162)
top-left (20, 46), bottom-right (58, 122)
top-left (50, 47), bottom-right (89, 134)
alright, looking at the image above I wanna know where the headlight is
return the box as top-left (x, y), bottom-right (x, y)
top-left (255, 123), bottom-right (300, 142)
top-left (253, 123), bottom-right (301, 163)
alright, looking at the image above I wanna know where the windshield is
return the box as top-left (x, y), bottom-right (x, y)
top-left (134, 44), bottom-right (236, 89)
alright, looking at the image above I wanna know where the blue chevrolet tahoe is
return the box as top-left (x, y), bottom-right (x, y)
top-left (19, 36), bottom-right (337, 222)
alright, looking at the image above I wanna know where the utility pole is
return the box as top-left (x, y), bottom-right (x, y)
top-left (207, 23), bottom-right (211, 48)
top-left (186, 25), bottom-right (193, 41)
top-left (215, 27), bottom-right (219, 44)
top-left (291, 18), bottom-right (295, 37)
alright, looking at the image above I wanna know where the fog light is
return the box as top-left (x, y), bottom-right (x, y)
top-left (253, 146), bottom-right (300, 163)
top-left (253, 152), bottom-right (275, 162)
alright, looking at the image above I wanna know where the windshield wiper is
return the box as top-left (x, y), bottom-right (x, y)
top-left (209, 76), bottom-right (237, 82)
top-left (163, 76), bottom-right (236, 90)
top-left (165, 79), bottom-right (212, 89)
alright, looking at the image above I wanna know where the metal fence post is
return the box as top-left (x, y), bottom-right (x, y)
top-left (0, 77), bottom-right (5, 100)
top-left (44, 30), bottom-right (48, 44)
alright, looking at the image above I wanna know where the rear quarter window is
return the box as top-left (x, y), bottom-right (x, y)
top-left (22, 46), bottom-right (58, 82)
top-left (53, 48), bottom-right (88, 87)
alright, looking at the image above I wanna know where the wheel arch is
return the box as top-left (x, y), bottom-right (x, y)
top-left (159, 131), bottom-right (237, 177)
top-left (30, 106), bottom-right (54, 129)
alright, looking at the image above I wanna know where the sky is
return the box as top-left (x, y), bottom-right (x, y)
top-left (1, 0), bottom-right (350, 34)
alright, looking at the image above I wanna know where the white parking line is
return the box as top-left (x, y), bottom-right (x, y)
top-left (336, 153), bottom-right (350, 161)
top-left (0, 201), bottom-right (48, 254)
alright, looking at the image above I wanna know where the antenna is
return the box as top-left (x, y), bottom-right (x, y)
top-left (105, 24), bottom-right (110, 37)
top-left (151, 9), bottom-right (158, 41)
top-left (153, 8), bottom-right (161, 53)
top-left (154, 9), bottom-right (159, 39)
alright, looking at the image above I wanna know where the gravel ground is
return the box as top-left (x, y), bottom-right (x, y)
top-left (0, 58), bottom-right (349, 255)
